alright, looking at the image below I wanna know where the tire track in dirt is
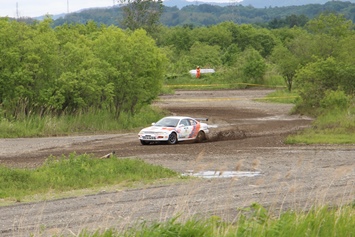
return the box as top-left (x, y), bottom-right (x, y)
top-left (0, 89), bottom-right (354, 236)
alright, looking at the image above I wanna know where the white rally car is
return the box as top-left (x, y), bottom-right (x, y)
top-left (138, 116), bottom-right (209, 145)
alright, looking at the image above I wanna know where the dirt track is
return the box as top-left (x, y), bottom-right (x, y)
top-left (0, 89), bottom-right (354, 236)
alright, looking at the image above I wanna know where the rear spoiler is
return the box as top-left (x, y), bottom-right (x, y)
top-left (195, 118), bottom-right (208, 122)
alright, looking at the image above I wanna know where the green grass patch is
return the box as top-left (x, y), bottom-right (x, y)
top-left (255, 89), bottom-right (299, 104)
top-left (0, 153), bottom-right (178, 202)
top-left (286, 108), bottom-right (355, 144)
top-left (0, 106), bottom-right (167, 138)
top-left (79, 203), bottom-right (355, 237)
top-left (286, 130), bottom-right (355, 144)
top-left (164, 73), bottom-right (237, 90)
top-left (163, 72), bottom-right (283, 90)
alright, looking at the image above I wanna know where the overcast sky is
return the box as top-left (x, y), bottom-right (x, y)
top-left (0, 0), bottom-right (117, 18)
top-left (0, 0), bottom-right (235, 18)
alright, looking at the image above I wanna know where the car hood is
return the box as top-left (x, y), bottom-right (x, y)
top-left (140, 126), bottom-right (175, 133)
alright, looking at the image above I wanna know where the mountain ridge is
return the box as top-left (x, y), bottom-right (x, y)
top-left (34, 0), bottom-right (355, 26)
top-left (38, 0), bottom-right (355, 19)
top-left (163, 0), bottom-right (355, 8)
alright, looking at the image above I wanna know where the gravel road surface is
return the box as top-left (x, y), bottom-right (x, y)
top-left (0, 89), bottom-right (354, 236)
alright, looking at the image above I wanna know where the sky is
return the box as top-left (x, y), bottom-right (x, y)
top-left (0, 0), bottom-right (241, 18)
top-left (0, 0), bottom-right (236, 18)
top-left (0, 0), bottom-right (117, 18)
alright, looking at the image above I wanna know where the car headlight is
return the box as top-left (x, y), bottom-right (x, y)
top-left (155, 132), bottom-right (169, 139)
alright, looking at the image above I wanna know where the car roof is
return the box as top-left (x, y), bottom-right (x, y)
top-left (163, 116), bottom-right (193, 120)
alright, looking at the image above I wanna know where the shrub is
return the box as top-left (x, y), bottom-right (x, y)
top-left (320, 89), bottom-right (349, 111)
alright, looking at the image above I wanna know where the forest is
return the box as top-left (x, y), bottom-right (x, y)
top-left (0, 1), bottom-right (355, 137)
top-left (47, 0), bottom-right (355, 28)
top-left (0, 18), bottom-right (167, 120)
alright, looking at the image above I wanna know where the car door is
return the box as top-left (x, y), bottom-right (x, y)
top-left (188, 119), bottom-right (199, 138)
top-left (178, 119), bottom-right (193, 140)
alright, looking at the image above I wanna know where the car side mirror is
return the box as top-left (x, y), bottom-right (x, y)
top-left (152, 123), bottom-right (156, 126)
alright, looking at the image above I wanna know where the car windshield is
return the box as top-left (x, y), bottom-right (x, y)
top-left (155, 118), bottom-right (180, 127)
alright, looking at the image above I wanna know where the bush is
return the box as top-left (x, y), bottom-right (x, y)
top-left (320, 89), bottom-right (349, 111)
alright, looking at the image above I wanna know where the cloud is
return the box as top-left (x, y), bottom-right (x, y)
top-left (0, 0), bottom-right (115, 18)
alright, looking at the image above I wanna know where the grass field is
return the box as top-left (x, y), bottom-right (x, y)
top-left (0, 106), bottom-right (167, 138)
top-left (0, 153), bottom-right (179, 203)
top-left (79, 203), bottom-right (355, 237)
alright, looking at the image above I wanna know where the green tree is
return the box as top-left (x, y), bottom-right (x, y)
top-left (240, 47), bottom-right (267, 84)
top-left (305, 13), bottom-right (353, 38)
top-left (336, 35), bottom-right (355, 95)
top-left (268, 14), bottom-right (309, 29)
top-left (217, 23), bottom-right (276, 58)
top-left (270, 45), bottom-right (300, 92)
top-left (249, 29), bottom-right (277, 58)
top-left (285, 29), bottom-right (315, 67)
top-left (160, 26), bottom-right (193, 53)
top-left (119, 0), bottom-right (163, 35)
top-left (192, 24), bottom-right (233, 50)
top-left (221, 44), bottom-right (241, 66)
top-left (188, 42), bottom-right (222, 69)
top-left (294, 57), bottom-right (340, 114)
top-left (93, 27), bottom-right (166, 118)
top-left (0, 18), bottom-right (61, 118)
top-left (52, 23), bottom-right (111, 114)
top-left (0, 19), bottom-right (19, 117)
top-left (21, 19), bottom-right (60, 117)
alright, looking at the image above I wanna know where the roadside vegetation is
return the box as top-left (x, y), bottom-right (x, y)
top-left (255, 89), bottom-right (299, 104)
top-left (286, 88), bottom-right (355, 144)
top-left (0, 7), bottom-right (354, 236)
top-left (1, 13), bottom-right (355, 144)
top-left (79, 203), bottom-right (355, 237)
top-left (0, 153), bottom-right (178, 203)
top-left (0, 106), bottom-right (166, 138)
top-left (257, 89), bottom-right (355, 144)
top-left (48, 1), bottom-right (355, 28)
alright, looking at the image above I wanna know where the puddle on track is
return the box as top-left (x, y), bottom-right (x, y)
top-left (183, 171), bottom-right (261, 179)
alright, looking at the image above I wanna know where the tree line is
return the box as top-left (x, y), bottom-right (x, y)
top-left (1, 11), bottom-right (354, 120)
top-left (0, 18), bottom-right (166, 119)
top-left (46, 1), bottom-right (355, 28)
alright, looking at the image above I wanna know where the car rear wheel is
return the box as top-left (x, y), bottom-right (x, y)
top-left (195, 131), bottom-right (206, 143)
top-left (167, 133), bottom-right (178, 145)
top-left (140, 140), bottom-right (150, 145)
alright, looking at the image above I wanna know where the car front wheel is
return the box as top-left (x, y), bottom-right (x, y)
top-left (167, 133), bottom-right (178, 145)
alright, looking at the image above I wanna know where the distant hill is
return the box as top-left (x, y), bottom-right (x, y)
top-left (164, 0), bottom-right (355, 8)
top-left (48, 0), bottom-right (355, 27)
top-left (36, 0), bottom-right (355, 19)
top-left (240, 0), bottom-right (355, 8)
top-left (164, 0), bottom-right (228, 8)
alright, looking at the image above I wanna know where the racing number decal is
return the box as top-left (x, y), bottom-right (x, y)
top-left (178, 119), bottom-right (201, 139)
top-left (181, 125), bottom-right (192, 139)
top-left (188, 123), bottom-right (200, 138)
top-left (179, 119), bottom-right (193, 139)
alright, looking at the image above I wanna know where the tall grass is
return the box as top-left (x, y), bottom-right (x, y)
top-left (256, 89), bottom-right (299, 104)
top-left (164, 71), bottom-right (285, 91)
top-left (251, 89), bottom-right (355, 144)
top-left (0, 106), bottom-right (167, 138)
top-left (80, 203), bottom-right (355, 237)
top-left (164, 73), bottom-right (238, 90)
top-left (286, 129), bottom-right (355, 144)
top-left (286, 107), bottom-right (355, 144)
top-left (0, 153), bottom-right (178, 202)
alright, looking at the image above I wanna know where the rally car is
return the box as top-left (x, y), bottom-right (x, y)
top-left (138, 116), bottom-right (209, 145)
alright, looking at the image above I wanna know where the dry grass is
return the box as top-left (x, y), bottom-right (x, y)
top-left (1, 147), bottom-right (354, 236)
